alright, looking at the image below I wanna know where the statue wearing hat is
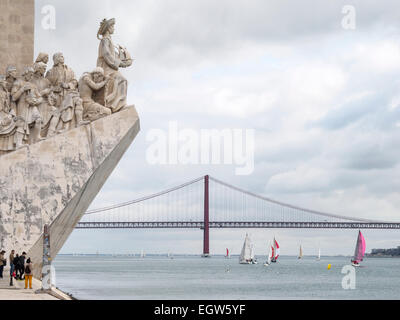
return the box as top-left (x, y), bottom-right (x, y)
top-left (97, 18), bottom-right (133, 114)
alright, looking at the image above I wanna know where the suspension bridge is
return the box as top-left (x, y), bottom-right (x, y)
top-left (77, 175), bottom-right (400, 256)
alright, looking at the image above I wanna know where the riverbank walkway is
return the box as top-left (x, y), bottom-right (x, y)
top-left (0, 271), bottom-right (71, 300)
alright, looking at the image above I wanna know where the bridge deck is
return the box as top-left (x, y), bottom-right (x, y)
top-left (76, 221), bottom-right (400, 229)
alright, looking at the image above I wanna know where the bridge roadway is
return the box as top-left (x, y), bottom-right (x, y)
top-left (76, 221), bottom-right (400, 229)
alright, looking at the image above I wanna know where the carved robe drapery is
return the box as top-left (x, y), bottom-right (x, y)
top-left (45, 64), bottom-right (76, 108)
top-left (0, 88), bottom-right (16, 153)
top-left (32, 75), bottom-right (56, 127)
top-left (97, 35), bottom-right (128, 113)
top-left (11, 80), bottom-right (42, 141)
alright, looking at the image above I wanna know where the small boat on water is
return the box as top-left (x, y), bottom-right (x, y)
top-left (250, 245), bottom-right (258, 264)
top-left (239, 234), bottom-right (257, 264)
top-left (316, 247), bottom-right (321, 261)
top-left (271, 238), bottom-right (280, 263)
top-left (264, 242), bottom-right (273, 267)
top-left (298, 245), bottom-right (303, 260)
top-left (351, 230), bottom-right (366, 267)
top-left (225, 248), bottom-right (230, 259)
top-left (140, 250), bottom-right (146, 258)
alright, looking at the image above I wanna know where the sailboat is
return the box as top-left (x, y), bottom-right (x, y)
top-left (250, 244), bottom-right (258, 264)
top-left (225, 248), bottom-right (230, 259)
top-left (351, 230), bottom-right (366, 267)
top-left (316, 247), bottom-right (321, 261)
top-left (298, 245), bottom-right (303, 260)
top-left (140, 250), bottom-right (145, 258)
top-left (264, 242), bottom-right (272, 267)
top-left (239, 234), bottom-right (257, 264)
top-left (271, 238), bottom-right (280, 263)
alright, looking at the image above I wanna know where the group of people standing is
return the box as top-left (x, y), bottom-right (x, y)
top-left (0, 17), bottom-right (132, 156)
top-left (0, 250), bottom-right (34, 289)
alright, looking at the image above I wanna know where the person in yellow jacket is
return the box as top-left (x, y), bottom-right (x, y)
top-left (24, 258), bottom-right (33, 289)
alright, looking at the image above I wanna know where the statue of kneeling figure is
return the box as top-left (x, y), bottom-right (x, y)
top-left (79, 67), bottom-right (112, 122)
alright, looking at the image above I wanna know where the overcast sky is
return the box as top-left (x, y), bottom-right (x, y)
top-left (34, 0), bottom-right (400, 256)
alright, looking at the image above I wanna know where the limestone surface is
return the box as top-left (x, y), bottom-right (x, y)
top-left (0, 0), bottom-right (35, 74)
top-left (0, 106), bottom-right (140, 278)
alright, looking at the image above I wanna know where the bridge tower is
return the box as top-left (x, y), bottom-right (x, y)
top-left (202, 175), bottom-right (210, 257)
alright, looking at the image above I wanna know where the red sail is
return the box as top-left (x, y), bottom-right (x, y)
top-left (275, 240), bottom-right (280, 259)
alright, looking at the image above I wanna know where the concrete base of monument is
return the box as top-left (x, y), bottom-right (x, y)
top-left (0, 106), bottom-right (140, 279)
top-left (0, 270), bottom-right (72, 300)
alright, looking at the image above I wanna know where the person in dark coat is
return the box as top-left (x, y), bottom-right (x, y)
top-left (18, 252), bottom-right (26, 280)
top-left (13, 254), bottom-right (20, 279)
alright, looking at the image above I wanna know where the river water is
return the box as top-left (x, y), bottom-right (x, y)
top-left (52, 255), bottom-right (400, 300)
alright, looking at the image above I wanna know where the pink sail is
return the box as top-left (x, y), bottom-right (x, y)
top-left (353, 231), bottom-right (366, 263)
top-left (274, 239), bottom-right (280, 260)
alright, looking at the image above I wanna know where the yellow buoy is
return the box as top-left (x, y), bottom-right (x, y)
top-left (327, 264), bottom-right (332, 270)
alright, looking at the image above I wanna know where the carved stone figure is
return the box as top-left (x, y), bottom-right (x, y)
top-left (59, 79), bottom-right (89, 131)
top-left (4, 65), bottom-right (18, 120)
top-left (11, 67), bottom-right (44, 148)
top-left (32, 62), bottom-right (61, 138)
top-left (0, 77), bottom-right (11, 117)
top-left (35, 52), bottom-right (49, 65)
top-left (0, 76), bottom-right (17, 153)
top-left (46, 53), bottom-right (76, 109)
top-left (97, 18), bottom-right (132, 113)
top-left (5, 65), bottom-right (18, 93)
top-left (79, 67), bottom-right (111, 122)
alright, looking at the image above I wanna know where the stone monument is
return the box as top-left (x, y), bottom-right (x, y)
top-left (0, 10), bottom-right (140, 280)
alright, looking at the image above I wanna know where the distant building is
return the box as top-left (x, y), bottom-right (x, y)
top-left (369, 246), bottom-right (400, 257)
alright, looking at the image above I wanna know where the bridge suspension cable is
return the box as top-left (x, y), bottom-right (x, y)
top-left (82, 175), bottom-right (385, 224)
top-left (209, 176), bottom-right (380, 223)
top-left (86, 176), bottom-right (204, 214)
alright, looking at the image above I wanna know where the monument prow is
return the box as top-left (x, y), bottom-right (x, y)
top-left (0, 106), bottom-right (140, 278)
top-left (0, 14), bottom-right (139, 279)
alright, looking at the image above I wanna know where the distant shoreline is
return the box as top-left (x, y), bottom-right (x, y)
top-left (366, 255), bottom-right (400, 258)
top-left (57, 254), bottom-right (353, 258)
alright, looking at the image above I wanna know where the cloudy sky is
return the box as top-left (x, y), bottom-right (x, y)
top-left (34, 0), bottom-right (400, 256)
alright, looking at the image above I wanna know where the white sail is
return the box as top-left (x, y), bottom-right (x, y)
top-left (272, 237), bottom-right (280, 261)
top-left (317, 248), bottom-right (321, 260)
top-left (298, 245), bottom-right (303, 259)
top-left (266, 242), bottom-right (272, 265)
top-left (250, 245), bottom-right (255, 260)
top-left (239, 234), bottom-right (252, 263)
